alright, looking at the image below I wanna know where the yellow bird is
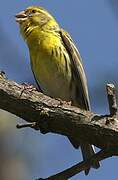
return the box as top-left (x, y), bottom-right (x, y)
top-left (15, 6), bottom-right (100, 174)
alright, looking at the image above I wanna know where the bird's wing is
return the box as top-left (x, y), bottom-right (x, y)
top-left (59, 29), bottom-right (90, 110)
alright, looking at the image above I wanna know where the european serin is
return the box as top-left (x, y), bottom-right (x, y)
top-left (15, 6), bottom-right (100, 174)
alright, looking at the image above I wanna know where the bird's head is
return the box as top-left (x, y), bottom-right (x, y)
top-left (15, 6), bottom-right (59, 39)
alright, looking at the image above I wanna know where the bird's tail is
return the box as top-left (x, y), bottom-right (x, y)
top-left (80, 143), bottom-right (100, 175)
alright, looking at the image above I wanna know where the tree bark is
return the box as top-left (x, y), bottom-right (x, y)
top-left (0, 72), bottom-right (118, 179)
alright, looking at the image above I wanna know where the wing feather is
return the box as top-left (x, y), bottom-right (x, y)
top-left (59, 29), bottom-right (90, 110)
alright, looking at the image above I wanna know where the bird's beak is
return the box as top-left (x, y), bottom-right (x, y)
top-left (15, 11), bottom-right (27, 23)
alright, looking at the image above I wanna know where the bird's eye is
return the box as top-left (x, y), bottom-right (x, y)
top-left (25, 9), bottom-right (37, 16)
top-left (31, 9), bottom-right (36, 13)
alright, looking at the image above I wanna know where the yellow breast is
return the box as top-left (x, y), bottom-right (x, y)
top-left (27, 30), bottom-right (72, 100)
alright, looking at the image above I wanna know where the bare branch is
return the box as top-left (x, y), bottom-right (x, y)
top-left (0, 72), bottom-right (118, 179)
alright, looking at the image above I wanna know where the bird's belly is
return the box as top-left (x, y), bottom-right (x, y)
top-left (31, 54), bottom-right (72, 101)
top-left (41, 76), bottom-right (71, 101)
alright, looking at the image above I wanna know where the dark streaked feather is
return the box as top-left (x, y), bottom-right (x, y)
top-left (63, 52), bottom-right (69, 73)
top-left (31, 66), bottom-right (43, 93)
top-left (51, 47), bottom-right (60, 59)
top-left (55, 47), bottom-right (58, 57)
top-left (59, 46), bottom-right (63, 60)
top-left (51, 49), bottom-right (54, 57)
top-left (59, 29), bottom-right (90, 110)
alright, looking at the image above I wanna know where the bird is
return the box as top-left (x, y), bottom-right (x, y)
top-left (15, 5), bottom-right (100, 174)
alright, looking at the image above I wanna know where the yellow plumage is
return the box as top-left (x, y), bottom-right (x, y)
top-left (15, 6), bottom-right (100, 174)
top-left (29, 30), bottom-right (71, 99)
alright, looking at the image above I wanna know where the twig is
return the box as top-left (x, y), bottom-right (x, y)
top-left (16, 122), bottom-right (36, 129)
top-left (106, 84), bottom-right (118, 116)
top-left (36, 148), bottom-right (118, 180)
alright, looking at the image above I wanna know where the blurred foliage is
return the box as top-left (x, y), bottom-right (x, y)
top-left (0, 110), bottom-right (30, 180)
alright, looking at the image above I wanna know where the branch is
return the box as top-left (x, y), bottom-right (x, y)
top-left (37, 148), bottom-right (118, 180)
top-left (0, 72), bottom-right (118, 179)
